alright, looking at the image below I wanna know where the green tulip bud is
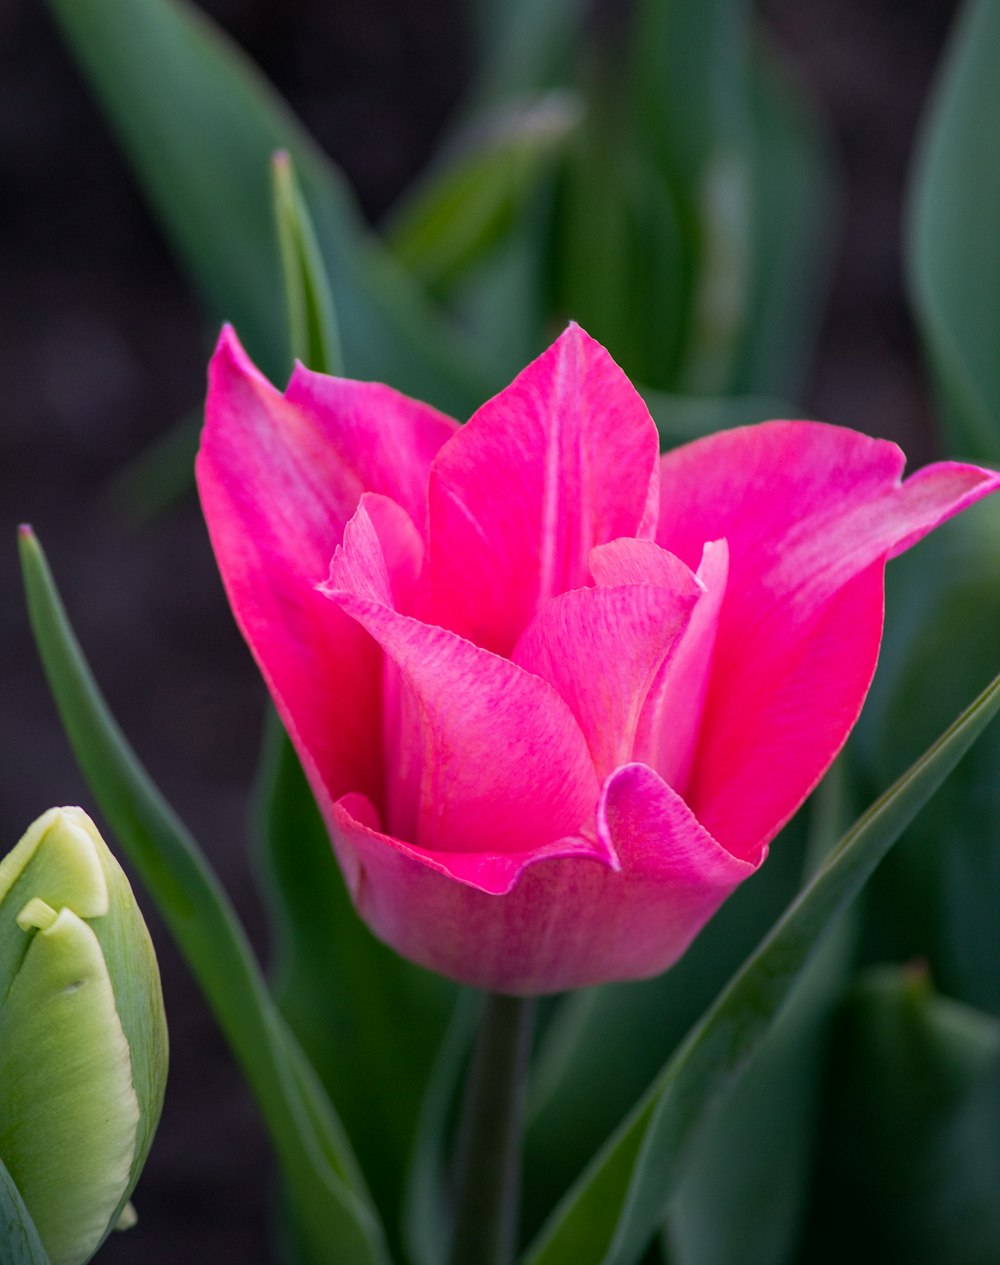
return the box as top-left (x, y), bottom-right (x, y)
top-left (0, 807), bottom-right (168, 1265)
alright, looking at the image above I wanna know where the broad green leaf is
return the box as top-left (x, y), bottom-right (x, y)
top-left (663, 929), bottom-right (849, 1265)
top-left (467, 0), bottom-right (589, 114)
top-left (44, 0), bottom-right (490, 412)
top-left (271, 151), bottom-right (343, 377)
top-left (855, 500), bottom-right (1000, 1014)
top-left (385, 94), bottom-right (579, 296)
top-left (0, 1158), bottom-right (51, 1265)
top-left (18, 528), bottom-right (388, 1265)
top-left (523, 666), bottom-right (1000, 1265)
top-left (402, 993), bottom-right (479, 1265)
top-left (908, 0), bottom-right (1000, 460)
top-left (800, 966), bottom-right (1000, 1263)
top-left (628, 1), bottom-right (832, 398)
top-left (664, 769), bottom-right (856, 1265)
top-left (726, 39), bottom-right (835, 400)
top-left (547, 114), bottom-right (689, 389)
top-left (253, 718), bottom-right (453, 1250)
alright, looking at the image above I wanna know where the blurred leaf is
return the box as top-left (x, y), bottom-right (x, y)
top-left (727, 39), bottom-right (835, 400)
top-left (664, 929), bottom-right (850, 1265)
top-left (801, 965), bottom-right (1000, 1264)
top-left (908, 0), bottom-right (1000, 460)
top-left (631, 0), bottom-right (750, 187)
top-left (0, 1158), bottom-right (50, 1265)
top-left (523, 665), bottom-right (1000, 1265)
top-left (254, 718), bottom-right (453, 1253)
top-left (18, 528), bottom-right (388, 1265)
top-left (547, 111), bottom-right (689, 389)
top-left (663, 768), bottom-right (856, 1265)
top-left (401, 992), bottom-right (479, 1265)
top-left (467, 0), bottom-right (588, 113)
top-left (386, 94), bottom-right (579, 296)
top-left (271, 151), bottom-right (343, 377)
top-left (644, 389), bottom-right (803, 450)
top-left (627, 1), bottom-right (832, 397)
top-left (855, 500), bottom-right (1000, 1014)
top-left (45, 0), bottom-right (491, 412)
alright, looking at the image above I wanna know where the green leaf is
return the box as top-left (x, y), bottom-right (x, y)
top-left (521, 812), bottom-right (812, 1244)
top-left (663, 769), bottom-right (855, 1265)
top-left (854, 500), bottom-right (1000, 1015)
top-left (44, 0), bottom-right (490, 411)
top-left (547, 116), bottom-right (689, 390)
top-left (402, 993), bottom-right (479, 1265)
top-left (466, 0), bottom-right (589, 113)
top-left (17, 528), bottom-right (388, 1265)
top-left (271, 151), bottom-right (343, 377)
top-left (253, 718), bottom-right (454, 1252)
top-left (522, 666), bottom-right (1000, 1265)
top-left (643, 389), bottom-right (803, 450)
top-left (801, 965), bottom-right (1000, 1263)
top-left (726, 38), bottom-right (835, 400)
top-left (385, 94), bottom-right (579, 296)
top-left (0, 1158), bottom-right (51, 1265)
top-left (907, 0), bottom-right (1000, 460)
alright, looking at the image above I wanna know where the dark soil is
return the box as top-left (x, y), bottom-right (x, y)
top-left (0, 0), bottom-right (958, 1260)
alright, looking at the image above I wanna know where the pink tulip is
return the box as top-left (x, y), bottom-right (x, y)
top-left (197, 324), bottom-right (999, 994)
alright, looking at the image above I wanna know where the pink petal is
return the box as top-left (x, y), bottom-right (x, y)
top-left (427, 323), bottom-right (661, 655)
top-left (512, 569), bottom-right (702, 780)
top-left (657, 420), bottom-right (1000, 860)
top-left (196, 327), bottom-right (456, 804)
top-left (320, 502), bottom-right (603, 858)
top-left (285, 358), bottom-right (458, 538)
top-left (328, 763), bottom-right (752, 994)
top-left (638, 541), bottom-right (729, 792)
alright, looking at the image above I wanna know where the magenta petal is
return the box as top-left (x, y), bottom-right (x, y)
top-left (512, 574), bottom-right (702, 780)
top-left (328, 764), bottom-right (751, 994)
top-left (331, 794), bottom-right (613, 898)
top-left (321, 536), bottom-right (601, 856)
top-left (284, 356), bottom-right (458, 537)
top-left (427, 323), bottom-right (661, 654)
top-left (197, 328), bottom-right (457, 804)
top-left (657, 420), bottom-right (1000, 859)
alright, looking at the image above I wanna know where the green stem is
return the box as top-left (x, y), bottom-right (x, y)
top-left (447, 993), bottom-right (536, 1265)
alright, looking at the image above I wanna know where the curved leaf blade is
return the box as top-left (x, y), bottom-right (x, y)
top-left (908, 0), bottom-right (1000, 460)
top-left (524, 666), bottom-right (1000, 1265)
top-left (271, 150), bottom-right (343, 378)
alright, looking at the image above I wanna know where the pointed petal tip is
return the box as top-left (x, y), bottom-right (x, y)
top-left (208, 324), bottom-right (273, 392)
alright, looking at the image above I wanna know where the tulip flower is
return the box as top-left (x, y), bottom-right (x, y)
top-left (0, 808), bottom-right (167, 1265)
top-left (197, 324), bottom-right (1000, 994)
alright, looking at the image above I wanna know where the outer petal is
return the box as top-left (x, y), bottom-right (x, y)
top-left (657, 420), bottom-right (1000, 860)
top-left (329, 763), bottom-right (752, 994)
top-left (512, 568), bottom-right (702, 780)
top-left (320, 499), bottom-right (604, 861)
top-left (427, 323), bottom-right (661, 654)
top-left (196, 327), bottom-right (456, 803)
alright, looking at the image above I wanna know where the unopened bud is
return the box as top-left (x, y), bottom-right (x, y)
top-left (0, 807), bottom-right (167, 1265)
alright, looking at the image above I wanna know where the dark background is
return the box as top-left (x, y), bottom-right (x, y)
top-left (0, 0), bottom-right (959, 1259)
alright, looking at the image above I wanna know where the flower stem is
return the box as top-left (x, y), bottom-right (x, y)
top-left (447, 992), bottom-right (536, 1265)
